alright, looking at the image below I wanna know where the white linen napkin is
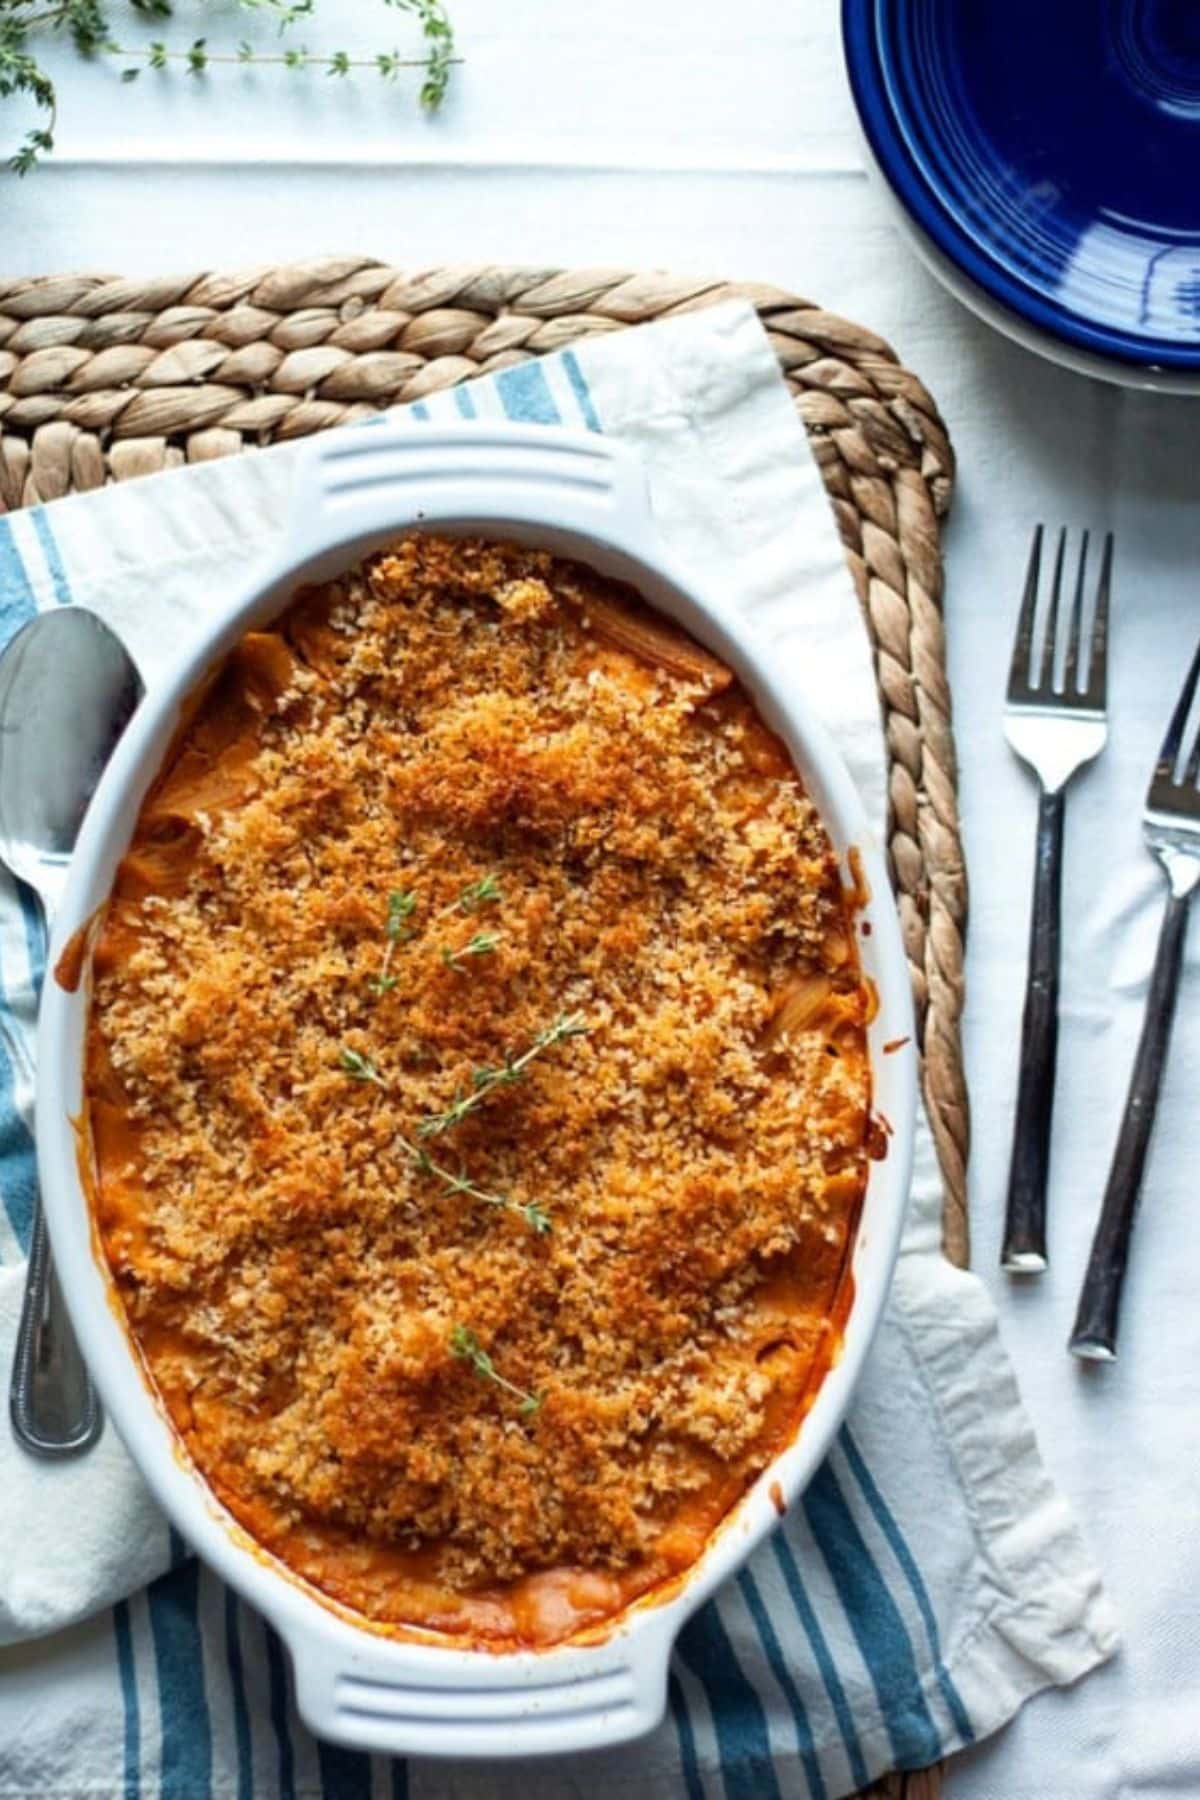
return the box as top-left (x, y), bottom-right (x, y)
top-left (0, 300), bottom-right (1117, 1797)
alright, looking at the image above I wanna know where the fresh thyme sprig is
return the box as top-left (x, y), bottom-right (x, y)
top-left (2, 0), bottom-right (458, 174)
top-left (236, 0), bottom-right (312, 25)
top-left (456, 871), bottom-right (501, 912)
top-left (440, 929), bottom-right (503, 973)
top-left (113, 36), bottom-right (443, 81)
top-left (0, 5), bottom-right (64, 173)
top-left (449, 1324), bottom-right (542, 1417)
top-left (338, 1046), bottom-right (385, 1086)
top-left (417, 1012), bottom-right (589, 1139)
top-left (437, 871), bottom-right (503, 969)
top-left (405, 1140), bottom-right (550, 1235)
top-left (369, 871), bottom-right (501, 993)
top-left (386, 0), bottom-right (454, 108)
top-left (335, 1041), bottom-right (556, 1235)
top-left (371, 887), bottom-right (416, 994)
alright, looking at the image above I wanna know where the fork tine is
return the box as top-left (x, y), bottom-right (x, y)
top-left (1039, 527), bottom-right (1067, 690)
top-left (1007, 525), bottom-right (1043, 696)
top-left (1153, 636), bottom-right (1200, 786)
top-left (1084, 531), bottom-right (1113, 705)
top-left (1182, 664), bottom-right (1200, 788)
top-left (1063, 530), bottom-right (1089, 694)
top-left (1183, 723), bottom-right (1200, 790)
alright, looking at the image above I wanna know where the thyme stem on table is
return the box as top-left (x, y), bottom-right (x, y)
top-left (1, 0), bottom-right (458, 173)
top-left (111, 42), bottom-right (442, 76)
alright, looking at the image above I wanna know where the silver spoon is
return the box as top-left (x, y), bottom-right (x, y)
top-left (0, 608), bottom-right (143, 1458)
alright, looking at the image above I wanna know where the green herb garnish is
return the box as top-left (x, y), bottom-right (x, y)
top-left (2, 0), bottom-right (457, 176)
top-left (371, 875), bottom-right (505, 990)
top-left (338, 1045), bottom-right (551, 1234)
top-left (387, 889), bottom-right (417, 935)
top-left (371, 888), bottom-right (416, 994)
top-left (338, 1047), bottom-right (386, 1087)
top-left (397, 1133), bottom-right (551, 1235)
top-left (449, 1324), bottom-right (542, 1416)
top-left (456, 871), bottom-right (502, 912)
top-left (440, 929), bottom-right (503, 973)
top-left (417, 1011), bottom-right (588, 1137)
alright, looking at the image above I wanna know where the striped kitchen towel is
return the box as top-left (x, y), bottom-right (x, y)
top-left (0, 300), bottom-right (1116, 1799)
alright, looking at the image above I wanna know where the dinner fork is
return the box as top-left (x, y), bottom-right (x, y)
top-left (1069, 639), bottom-right (1200, 1360)
top-left (1001, 527), bottom-right (1112, 1273)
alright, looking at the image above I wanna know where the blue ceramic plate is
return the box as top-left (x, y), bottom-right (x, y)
top-left (843, 0), bottom-right (1200, 386)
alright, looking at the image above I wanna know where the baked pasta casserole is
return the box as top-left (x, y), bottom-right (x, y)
top-left (83, 535), bottom-right (874, 1649)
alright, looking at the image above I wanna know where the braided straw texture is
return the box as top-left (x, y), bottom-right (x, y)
top-left (0, 261), bottom-right (967, 1797)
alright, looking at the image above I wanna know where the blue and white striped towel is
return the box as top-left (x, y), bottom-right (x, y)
top-left (0, 301), bottom-right (1116, 1799)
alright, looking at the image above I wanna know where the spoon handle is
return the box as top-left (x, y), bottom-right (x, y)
top-left (2, 904), bottom-right (103, 1459)
top-left (10, 1196), bottom-right (103, 1457)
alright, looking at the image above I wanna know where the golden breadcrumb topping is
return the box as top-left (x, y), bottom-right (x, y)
top-left (86, 535), bottom-right (871, 1647)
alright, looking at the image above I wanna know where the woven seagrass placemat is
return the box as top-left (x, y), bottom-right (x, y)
top-left (0, 258), bottom-right (965, 1800)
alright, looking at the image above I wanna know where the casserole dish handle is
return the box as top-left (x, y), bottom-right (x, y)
top-left (282, 1609), bottom-right (676, 1758)
top-left (287, 421), bottom-right (659, 565)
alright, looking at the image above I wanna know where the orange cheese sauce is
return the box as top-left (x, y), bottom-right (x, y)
top-left (83, 535), bottom-right (871, 1650)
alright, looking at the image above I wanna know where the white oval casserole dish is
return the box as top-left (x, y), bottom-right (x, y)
top-left (37, 421), bottom-right (916, 1760)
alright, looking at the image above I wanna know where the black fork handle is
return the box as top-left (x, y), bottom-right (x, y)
top-left (1069, 886), bottom-right (1192, 1360)
top-left (1001, 785), bottom-right (1065, 1272)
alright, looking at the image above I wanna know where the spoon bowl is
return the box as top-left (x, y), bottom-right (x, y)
top-left (0, 605), bottom-right (142, 1458)
top-left (0, 609), bottom-right (144, 915)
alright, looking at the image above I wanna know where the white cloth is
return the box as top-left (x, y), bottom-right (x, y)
top-left (0, 297), bottom-right (1115, 1795)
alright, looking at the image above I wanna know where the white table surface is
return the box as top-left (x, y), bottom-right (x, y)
top-left (5, 6), bottom-right (1200, 1796)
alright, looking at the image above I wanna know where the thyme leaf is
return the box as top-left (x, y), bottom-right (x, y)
top-left (440, 929), bottom-right (503, 972)
top-left (338, 1047), bottom-right (386, 1087)
top-left (457, 871), bottom-right (501, 912)
top-left (387, 888), bottom-right (417, 939)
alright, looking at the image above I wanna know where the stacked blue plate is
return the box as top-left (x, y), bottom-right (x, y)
top-left (842, 0), bottom-right (1200, 391)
